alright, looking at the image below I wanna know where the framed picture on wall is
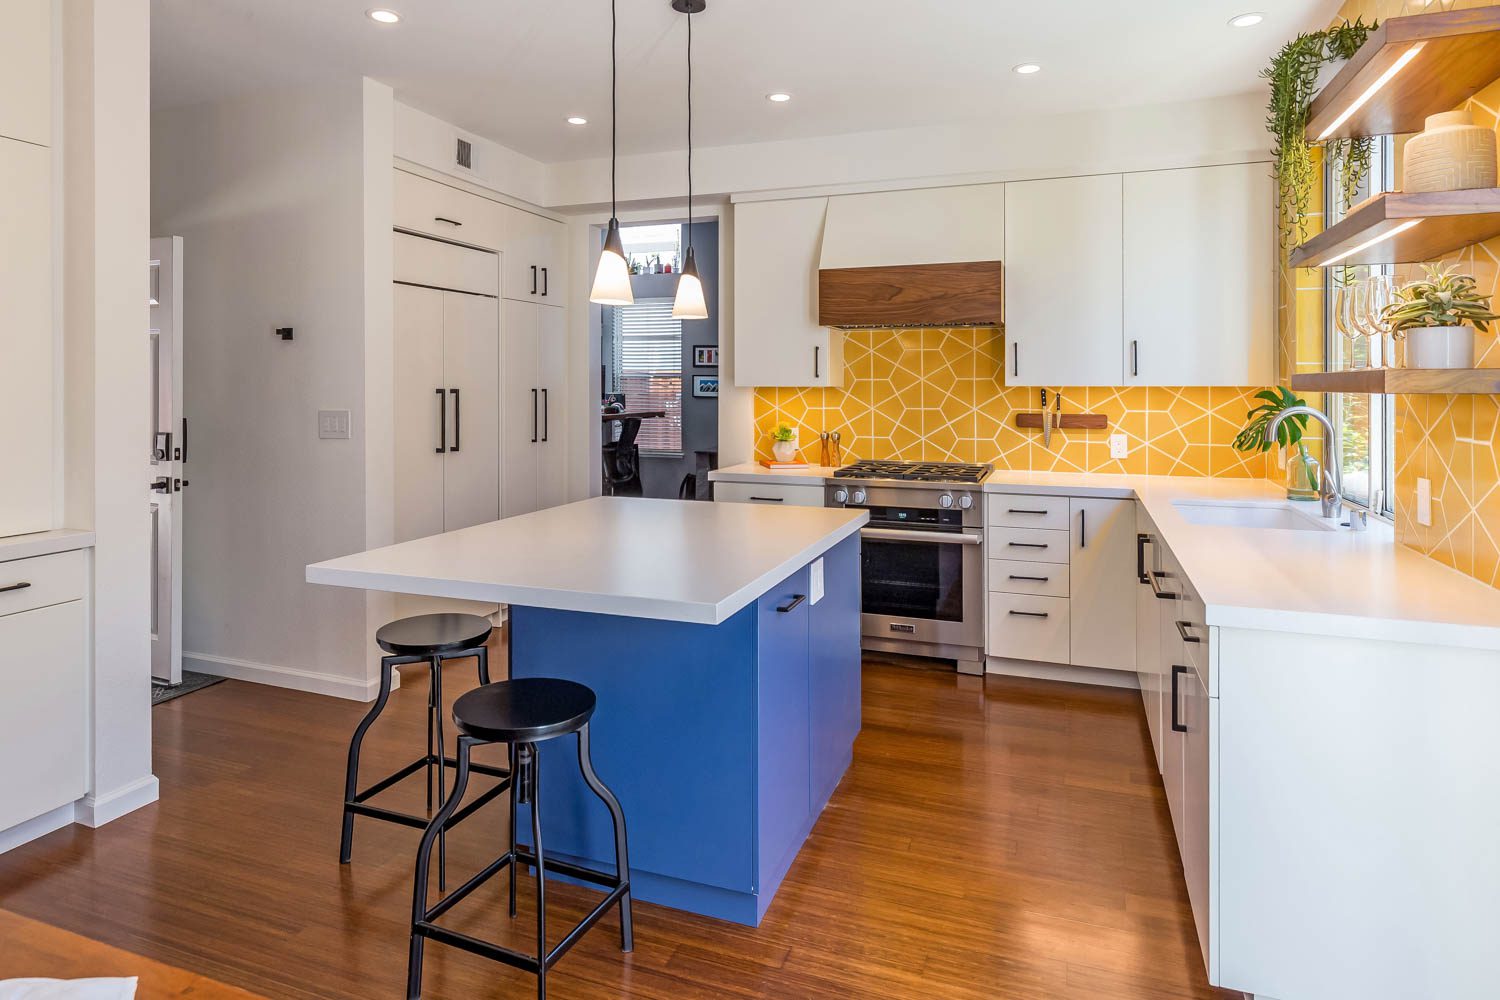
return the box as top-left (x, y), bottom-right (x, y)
top-left (692, 346), bottom-right (718, 368)
top-left (692, 375), bottom-right (719, 398)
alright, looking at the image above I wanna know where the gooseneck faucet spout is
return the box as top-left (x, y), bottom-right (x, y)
top-left (1265, 405), bottom-right (1343, 520)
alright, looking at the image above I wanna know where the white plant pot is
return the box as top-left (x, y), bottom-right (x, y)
top-left (772, 440), bottom-right (798, 463)
top-left (1406, 325), bottom-right (1475, 370)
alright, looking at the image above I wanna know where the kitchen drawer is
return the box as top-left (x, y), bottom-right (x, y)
top-left (989, 526), bottom-right (1069, 564)
top-left (987, 593), bottom-right (1069, 664)
top-left (988, 558), bottom-right (1069, 598)
top-left (0, 599), bottom-right (88, 832)
top-left (394, 232), bottom-right (499, 297)
top-left (394, 169), bottom-right (506, 251)
top-left (713, 482), bottom-right (824, 507)
top-left (0, 549), bottom-right (86, 619)
top-left (987, 493), bottom-right (1069, 530)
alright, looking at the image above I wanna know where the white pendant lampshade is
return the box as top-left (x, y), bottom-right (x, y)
top-left (591, 218), bottom-right (634, 306)
top-left (672, 246), bottom-right (708, 319)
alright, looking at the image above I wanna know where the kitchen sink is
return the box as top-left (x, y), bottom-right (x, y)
top-left (1172, 500), bottom-right (1336, 531)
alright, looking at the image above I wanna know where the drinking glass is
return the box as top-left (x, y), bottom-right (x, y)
top-left (1350, 278), bottom-right (1381, 371)
top-left (1334, 278), bottom-right (1364, 371)
top-left (1365, 274), bottom-right (1395, 369)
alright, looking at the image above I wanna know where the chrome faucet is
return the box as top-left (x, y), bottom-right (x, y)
top-left (1265, 405), bottom-right (1344, 521)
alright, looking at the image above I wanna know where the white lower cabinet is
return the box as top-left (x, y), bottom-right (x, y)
top-left (1135, 510), bottom-right (1165, 772)
top-left (1180, 658), bottom-right (1211, 970)
top-left (713, 482), bottom-right (825, 507)
top-left (1068, 497), bottom-right (1135, 672)
top-left (986, 593), bottom-right (1069, 663)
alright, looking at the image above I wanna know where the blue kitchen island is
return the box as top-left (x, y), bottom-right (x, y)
top-left (308, 496), bottom-right (867, 925)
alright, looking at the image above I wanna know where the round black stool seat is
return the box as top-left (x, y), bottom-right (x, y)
top-left (376, 613), bottom-right (493, 657)
top-left (453, 678), bottom-right (596, 744)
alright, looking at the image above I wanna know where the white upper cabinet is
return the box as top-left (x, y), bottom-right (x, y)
top-left (733, 197), bottom-right (842, 388)
top-left (1124, 163), bottom-right (1276, 387)
top-left (394, 169), bottom-right (505, 251)
top-left (0, 0), bottom-right (52, 146)
top-left (1004, 174), bottom-right (1124, 387)
top-left (820, 184), bottom-right (1005, 268)
top-left (500, 206), bottom-right (566, 308)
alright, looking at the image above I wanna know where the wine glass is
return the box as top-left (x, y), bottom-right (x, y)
top-left (1350, 277), bottom-right (1381, 371)
top-left (1334, 277), bottom-right (1364, 371)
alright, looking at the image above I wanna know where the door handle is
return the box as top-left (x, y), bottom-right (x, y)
top-left (777, 594), bottom-right (806, 614)
top-left (1079, 508), bottom-right (1087, 549)
top-left (531, 388), bottom-right (538, 443)
top-left (1171, 665), bottom-right (1189, 732)
top-left (449, 388), bottom-right (461, 453)
top-left (1130, 339), bottom-right (1139, 378)
top-left (435, 388), bottom-right (447, 453)
top-left (541, 388), bottom-right (549, 442)
top-left (181, 417), bottom-right (188, 463)
top-left (0, 581), bottom-right (32, 594)
top-left (531, 265), bottom-right (538, 295)
top-left (1012, 343), bottom-right (1018, 378)
top-left (814, 345), bottom-right (820, 380)
top-left (1137, 533), bottom-right (1151, 584)
top-left (541, 267), bottom-right (549, 297)
top-left (151, 476), bottom-right (171, 494)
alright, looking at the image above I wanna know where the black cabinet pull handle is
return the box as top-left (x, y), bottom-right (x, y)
top-left (541, 267), bottom-right (549, 297)
top-left (434, 216), bottom-right (462, 227)
top-left (1175, 620), bottom-right (1202, 644)
top-left (541, 388), bottom-right (549, 442)
top-left (1131, 339), bottom-right (1139, 377)
top-left (749, 496), bottom-right (785, 503)
top-left (1079, 508), bottom-right (1087, 549)
top-left (1171, 665), bottom-right (1189, 732)
top-left (1008, 575), bottom-right (1049, 582)
top-left (531, 265), bottom-right (538, 295)
top-left (449, 388), bottom-right (461, 452)
top-left (435, 388), bottom-right (447, 453)
top-left (1150, 570), bottom-right (1179, 600)
top-left (1008, 541), bottom-right (1047, 549)
top-left (1008, 610), bottom-right (1049, 618)
top-left (1137, 533), bottom-right (1151, 584)
top-left (531, 388), bottom-right (538, 443)
top-left (1012, 344), bottom-right (1019, 378)
top-left (1007, 508), bottom-right (1047, 515)
top-left (814, 345), bottom-right (820, 380)
top-left (777, 594), bottom-right (806, 613)
top-left (0, 582), bottom-right (32, 594)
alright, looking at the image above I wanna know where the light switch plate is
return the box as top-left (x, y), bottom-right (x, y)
top-left (1416, 477), bottom-right (1432, 526)
top-left (1109, 434), bottom-right (1129, 459)
top-left (318, 409), bottom-right (351, 440)
top-left (810, 557), bottom-right (825, 605)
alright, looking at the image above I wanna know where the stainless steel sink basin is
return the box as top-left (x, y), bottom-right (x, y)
top-left (1172, 500), bottom-right (1336, 531)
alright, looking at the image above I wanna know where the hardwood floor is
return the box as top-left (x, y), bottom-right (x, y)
top-left (0, 652), bottom-right (1236, 999)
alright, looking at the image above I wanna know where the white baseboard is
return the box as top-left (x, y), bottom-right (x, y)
top-left (0, 802), bottom-right (77, 854)
top-left (986, 656), bottom-right (1139, 690)
top-left (184, 651), bottom-right (385, 702)
top-left (76, 774), bottom-right (160, 828)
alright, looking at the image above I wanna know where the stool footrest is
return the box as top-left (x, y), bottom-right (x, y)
top-left (347, 767), bottom-right (511, 832)
top-left (413, 922), bottom-right (542, 975)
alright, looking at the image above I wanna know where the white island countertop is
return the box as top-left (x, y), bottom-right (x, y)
top-left (307, 496), bottom-right (868, 625)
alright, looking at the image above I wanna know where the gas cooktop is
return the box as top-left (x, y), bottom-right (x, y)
top-left (832, 460), bottom-right (994, 485)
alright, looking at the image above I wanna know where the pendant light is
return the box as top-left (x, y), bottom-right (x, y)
top-left (590, 0), bottom-right (634, 305)
top-left (671, 0), bottom-right (709, 320)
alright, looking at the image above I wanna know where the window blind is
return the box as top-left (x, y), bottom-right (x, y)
top-left (610, 297), bottom-right (683, 453)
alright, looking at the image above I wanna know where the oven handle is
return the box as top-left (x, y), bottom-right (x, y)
top-left (859, 527), bottom-right (983, 545)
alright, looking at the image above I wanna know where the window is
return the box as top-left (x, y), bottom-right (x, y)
top-left (609, 297), bottom-right (683, 453)
top-left (1323, 136), bottom-right (1396, 517)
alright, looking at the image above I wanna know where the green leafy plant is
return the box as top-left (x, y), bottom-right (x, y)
top-left (772, 423), bottom-right (797, 443)
top-left (1262, 17), bottom-right (1378, 246)
top-left (1234, 386), bottom-right (1319, 497)
top-left (1381, 264), bottom-right (1500, 336)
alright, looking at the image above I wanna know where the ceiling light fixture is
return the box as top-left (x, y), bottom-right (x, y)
top-left (1012, 63), bottom-right (1041, 75)
top-left (366, 8), bottom-right (401, 24)
top-left (590, 0), bottom-right (634, 306)
top-left (567, 116), bottom-right (588, 126)
top-left (766, 92), bottom-right (792, 103)
top-left (1315, 42), bottom-right (1426, 141)
top-left (1228, 12), bottom-right (1264, 28)
top-left (672, 0), bottom-right (709, 320)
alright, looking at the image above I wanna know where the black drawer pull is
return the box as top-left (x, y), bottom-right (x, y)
top-left (1137, 532), bottom-right (1151, 584)
top-left (1008, 575), bottom-right (1049, 582)
top-left (434, 216), bottom-right (462, 227)
top-left (1007, 508), bottom-right (1048, 515)
top-left (1150, 570), bottom-right (1180, 601)
top-left (1008, 542), bottom-right (1048, 549)
top-left (1175, 620), bottom-right (1202, 644)
top-left (749, 496), bottom-right (784, 503)
top-left (1008, 610), bottom-right (1049, 618)
top-left (0, 582), bottom-right (32, 594)
top-left (777, 594), bottom-right (806, 614)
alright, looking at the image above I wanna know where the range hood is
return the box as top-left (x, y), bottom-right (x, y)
top-left (817, 260), bottom-right (1004, 329)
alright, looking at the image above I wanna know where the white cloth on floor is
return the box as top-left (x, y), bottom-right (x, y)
top-left (0, 980), bottom-right (137, 1000)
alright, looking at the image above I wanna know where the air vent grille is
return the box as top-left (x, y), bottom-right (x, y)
top-left (456, 138), bottom-right (473, 169)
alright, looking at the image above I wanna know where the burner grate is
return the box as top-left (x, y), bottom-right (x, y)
top-left (833, 460), bottom-right (993, 484)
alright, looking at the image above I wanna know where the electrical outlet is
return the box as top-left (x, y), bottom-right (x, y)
top-left (1416, 477), bottom-right (1432, 527)
top-left (1109, 434), bottom-right (1129, 459)
top-left (318, 409), bottom-right (351, 440)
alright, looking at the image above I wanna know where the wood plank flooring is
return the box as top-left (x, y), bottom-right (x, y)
top-left (0, 652), bottom-right (1237, 999)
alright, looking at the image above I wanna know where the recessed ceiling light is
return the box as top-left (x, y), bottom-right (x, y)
top-left (367, 8), bottom-right (401, 24)
top-left (567, 116), bottom-right (588, 126)
top-left (1228, 12), bottom-right (1264, 28)
top-left (1013, 63), bottom-right (1041, 75)
top-left (766, 92), bottom-right (792, 103)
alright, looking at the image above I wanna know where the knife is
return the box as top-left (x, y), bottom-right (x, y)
top-left (1041, 389), bottom-right (1051, 448)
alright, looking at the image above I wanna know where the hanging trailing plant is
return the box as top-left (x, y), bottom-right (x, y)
top-left (1262, 17), bottom-right (1378, 248)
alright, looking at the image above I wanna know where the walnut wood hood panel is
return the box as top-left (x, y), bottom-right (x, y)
top-left (817, 261), bottom-right (1003, 328)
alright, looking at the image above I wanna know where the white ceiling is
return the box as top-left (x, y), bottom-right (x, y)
top-left (151, 0), bottom-right (1342, 164)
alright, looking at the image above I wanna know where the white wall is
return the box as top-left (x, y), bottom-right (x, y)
top-left (395, 101), bottom-right (548, 208)
top-left (152, 81), bottom-right (392, 700)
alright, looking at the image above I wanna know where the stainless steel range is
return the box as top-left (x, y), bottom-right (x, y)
top-left (825, 460), bottom-right (992, 674)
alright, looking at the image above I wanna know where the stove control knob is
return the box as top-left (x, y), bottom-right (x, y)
top-left (938, 493), bottom-right (955, 509)
top-left (833, 488), bottom-right (849, 504)
top-left (958, 494), bottom-right (973, 510)
top-left (851, 489), bottom-right (867, 505)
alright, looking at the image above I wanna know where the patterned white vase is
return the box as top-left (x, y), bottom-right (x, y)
top-left (1402, 111), bottom-right (1497, 194)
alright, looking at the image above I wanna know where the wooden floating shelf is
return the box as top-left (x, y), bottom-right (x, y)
top-left (1286, 189), bottom-right (1500, 268)
top-left (1015, 412), bottom-right (1109, 430)
top-left (1306, 7), bottom-right (1500, 142)
top-left (1291, 368), bottom-right (1500, 395)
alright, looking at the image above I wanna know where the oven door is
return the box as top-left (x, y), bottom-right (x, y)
top-left (858, 525), bottom-right (983, 649)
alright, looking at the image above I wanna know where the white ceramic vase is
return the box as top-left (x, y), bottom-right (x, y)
top-left (772, 439), bottom-right (798, 463)
top-left (1402, 111), bottom-right (1498, 194)
top-left (1406, 326), bottom-right (1474, 370)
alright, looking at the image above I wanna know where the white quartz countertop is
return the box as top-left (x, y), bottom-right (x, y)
top-left (710, 462), bottom-right (1500, 652)
top-left (307, 496), bottom-right (868, 625)
top-left (0, 529), bottom-right (96, 562)
top-left (708, 463), bottom-right (843, 486)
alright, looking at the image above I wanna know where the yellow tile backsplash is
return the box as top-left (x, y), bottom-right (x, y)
top-left (752, 328), bottom-right (1270, 479)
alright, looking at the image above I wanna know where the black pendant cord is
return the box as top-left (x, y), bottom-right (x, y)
top-left (685, 7), bottom-right (693, 254)
top-left (611, 0), bottom-right (618, 223)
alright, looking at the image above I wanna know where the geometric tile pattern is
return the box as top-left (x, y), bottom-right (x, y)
top-left (752, 327), bottom-right (1271, 479)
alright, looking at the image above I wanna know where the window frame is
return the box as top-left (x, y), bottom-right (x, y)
top-left (606, 295), bottom-right (685, 457)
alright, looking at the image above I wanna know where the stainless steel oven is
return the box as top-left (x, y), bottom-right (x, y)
top-left (826, 481), bottom-right (986, 674)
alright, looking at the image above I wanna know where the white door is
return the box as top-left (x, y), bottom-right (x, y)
top-left (1124, 163), bottom-right (1276, 386)
top-left (1068, 497), bottom-right (1137, 672)
top-left (1004, 174), bottom-right (1123, 386)
top-left (501, 299), bottom-right (540, 517)
top-left (149, 237), bottom-right (185, 686)
top-left (441, 292), bottom-right (501, 531)
top-left (394, 283), bottom-right (447, 542)
top-left (536, 304), bottom-right (568, 510)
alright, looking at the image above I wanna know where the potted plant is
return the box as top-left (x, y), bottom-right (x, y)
top-left (771, 423), bottom-right (799, 463)
top-left (1381, 264), bottom-right (1500, 369)
top-left (1233, 386), bottom-right (1320, 500)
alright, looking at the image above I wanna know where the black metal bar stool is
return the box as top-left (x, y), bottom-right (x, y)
top-left (406, 678), bottom-right (632, 1000)
top-left (340, 613), bottom-right (511, 888)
